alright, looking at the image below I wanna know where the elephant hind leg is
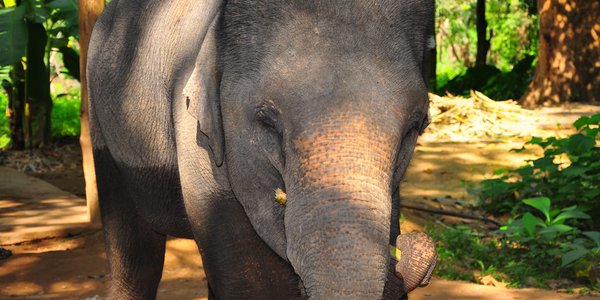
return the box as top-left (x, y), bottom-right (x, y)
top-left (94, 148), bottom-right (166, 299)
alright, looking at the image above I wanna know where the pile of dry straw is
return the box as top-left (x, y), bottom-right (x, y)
top-left (424, 91), bottom-right (546, 142)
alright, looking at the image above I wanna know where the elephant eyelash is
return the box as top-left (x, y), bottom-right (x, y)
top-left (255, 105), bottom-right (281, 132)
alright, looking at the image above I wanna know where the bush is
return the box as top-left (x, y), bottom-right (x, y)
top-left (429, 197), bottom-right (600, 288)
top-left (433, 114), bottom-right (600, 290)
top-left (476, 114), bottom-right (600, 229)
top-left (437, 55), bottom-right (535, 100)
top-left (0, 92), bottom-right (9, 148)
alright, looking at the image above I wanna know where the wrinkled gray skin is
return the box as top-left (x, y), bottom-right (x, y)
top-left (87, 0), bottom-right (434, 299)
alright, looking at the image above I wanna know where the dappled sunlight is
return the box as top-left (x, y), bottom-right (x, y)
top-left (404, 101), bottom-right (600, 207)
top-left (401, 141), bottom-right (540, 204)
top-left (157, 238), bottom-right (208, 300)
top-left (0, 256), bottom-right (40, 277)
top-left (0, 233), bottom-right (108, 298)
top-left (0, 166), bottom-right (91, 245)
top-left (0, 281), bottom-right (44, 297)
top-left (410, 279), bottom-right (599, 300)
top-left (522, 0), bottom-right (599, 106)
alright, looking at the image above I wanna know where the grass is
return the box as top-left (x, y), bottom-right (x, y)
top-left (0, 87), bottom-right (81, 149)
top-left (51, 88), bottom-right (81, 138)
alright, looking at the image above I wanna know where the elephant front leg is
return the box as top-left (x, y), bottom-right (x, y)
top-left (94, 150), bottom-right (167, 300)
top-left (182, 187), bottom-right (302, 299)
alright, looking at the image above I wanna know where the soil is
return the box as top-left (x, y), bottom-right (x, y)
top-left (1, 104), bottom-right (599, 300)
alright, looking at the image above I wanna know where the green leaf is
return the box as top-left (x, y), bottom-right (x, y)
top-left (4, 0), bottom-right (17, 8)
top-left (553, 209), bottom-right (590, 224)
top-left (30, 1), bottom-right (50, 23)
top-left (522, 212), bottom-right (544, 236)
top-left (583, 188), bottom-right (600, 200)
top-left (573, 114), bottom-right (600, 130)
top-left (562, 165), bottom-right (586, 177)
top-left (567, 134), bottom-right (595, 156)
top-left (532, 156), bottom-right (557, 172)
top-left (47, 0), bottom-right (78, 31)
top-left (523, 197), bottom-right (551, 222)
top-left (561, 248), bottom-right (589, 267)
top-left (582, 231), bottom-right (600, 248)
top-left (526, 137), bottom-right (544, 145)
top-left (539, 224), bottom-right (573, 235)
top-left (573, 116), bottom-right (590, 130)
top-left (0, 4), bottom-right (28, 66)
top-left (493, 168), bottom-right (508, 175)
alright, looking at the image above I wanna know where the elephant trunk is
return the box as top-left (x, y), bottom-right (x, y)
top-left (284, 115), bottom-right (397, 299)
top-left (286, 187), bottom-right (391, 299)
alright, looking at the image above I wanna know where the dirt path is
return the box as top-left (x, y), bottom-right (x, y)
top-left (1, 104), bottom-right (599, 299)
top-left (4, 231), bottom-right (598, 300)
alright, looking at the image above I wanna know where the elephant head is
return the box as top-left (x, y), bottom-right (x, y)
top-left (185, 0), bottom-right (436, 298)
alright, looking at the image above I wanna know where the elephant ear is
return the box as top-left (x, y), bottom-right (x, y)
top-left (183, 12), bottom-right (224, 167)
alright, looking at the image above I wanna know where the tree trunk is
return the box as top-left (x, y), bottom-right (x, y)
top-left (2, 63), bottom-right (26, 150)
top-left (25, 22), bottom-right (52, 148)
top-left (521, 0), bottom-right (599, 106)
top-left (475, 0), bottom-right (490, 66)
top-left (79, 0), bottom-right (105, 226)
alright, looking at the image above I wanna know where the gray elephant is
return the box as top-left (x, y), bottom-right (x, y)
top-left (87, 0), bottom-right (437, 299)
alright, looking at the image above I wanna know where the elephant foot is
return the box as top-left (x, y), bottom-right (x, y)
top-left (390, 232), bottom-right (437, 293)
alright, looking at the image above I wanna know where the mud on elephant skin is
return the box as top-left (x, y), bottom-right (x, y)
top-left (87, 0), bottom-right (436, 299)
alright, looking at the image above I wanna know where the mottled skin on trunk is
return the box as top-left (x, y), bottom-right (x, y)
top-left (88, 0), bottom-right (434, 299)
top-left (285, 115), bottom-right (399, 298)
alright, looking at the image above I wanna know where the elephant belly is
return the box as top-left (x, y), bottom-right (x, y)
top-left (92, 101), bottom-right (194, 239)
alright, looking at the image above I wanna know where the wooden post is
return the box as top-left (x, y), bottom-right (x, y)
top-left (78, 0), bottom-right (105, 226)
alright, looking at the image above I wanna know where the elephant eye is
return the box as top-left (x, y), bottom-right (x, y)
top-left (256, 105), bottom-right (280, 132)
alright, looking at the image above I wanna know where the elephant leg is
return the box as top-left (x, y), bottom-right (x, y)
top-left (181, 187), bottom-right (301, 299)
top-left (94, 149), bottom-right (167, 300)
top-left (175, 147), bottom-right (300, 298)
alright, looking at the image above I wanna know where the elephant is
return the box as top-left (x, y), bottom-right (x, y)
top-left (87, 0), bottom-right (437, 299)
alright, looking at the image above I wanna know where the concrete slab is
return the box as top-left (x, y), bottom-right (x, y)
top-left (0, 166), bottom-right (94, 245)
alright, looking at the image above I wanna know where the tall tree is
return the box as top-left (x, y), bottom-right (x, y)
top-left (521, 0), bottom-right (599, 106)
top-left (78, 0), bottom-right (104, 226)
top-left (0, 0), bottom-right (79, 148)
top-left (25, 21), bottom-right (52, 147)
top-left (475, 0), bottom-right (491, 65)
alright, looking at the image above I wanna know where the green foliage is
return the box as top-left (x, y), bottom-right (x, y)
top-left (0, 87), bottom-right (80, 148)
top-left (429, 198), bottom-right (600, 288)
top-left (476, 114), bottom-right (600, 229)
top-left (443, 116), bottom-right (600, 288)
top-left (501, 197), bottom-right (598, 271)
top-left (478, 55), bottom-right (535, 100)
top-left (0, 0), bottom-right (79, 67)
top-left (438, 55), bottom-right (535, 100)
top-left (435, 0), bottom-right (539, 97)
top-left (0, 3), bottom-right (27, 66)
top-left (485, 1), bottom-right (539, 69)
top-left (51, 87), bottom-right (80, 138)
top-left (0, 92), bottom-right (9, 148)
top-left (439, 64), bottom-right (501, 96)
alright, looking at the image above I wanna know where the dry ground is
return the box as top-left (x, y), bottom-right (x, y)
top-left (1, 104), bottom-right (599, 299)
